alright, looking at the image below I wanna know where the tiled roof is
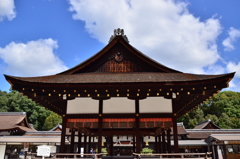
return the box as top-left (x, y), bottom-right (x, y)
top-left (170, 122), bottom-right (188, 135)
top-left (24, 131), bottom-right (61, 136)
top-left (0, 112), bottom-right (36, 132)
top-left (49, 124), bottom-right (62, 131)
top-left (186, 129), bottom-right (240, 139)
top-left (194, 119), bottom-right (221, 129)
top-left (5, 72), bottom-right (233, 84)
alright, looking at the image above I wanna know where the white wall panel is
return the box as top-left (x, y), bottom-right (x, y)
top-left (140, 97), bottom-right (172, 113)
top-left (103, 98), bottom-right (135, 113)
top-left (67, 98), bottom-right (99, 114)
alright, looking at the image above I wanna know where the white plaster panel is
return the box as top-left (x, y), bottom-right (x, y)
top-left (0, 145), bottom-right (6, 159)
top-left (140, 97), bottom-right (172, 113)
top-left (67, 98), bottom-right (99, 114)
top-left (103, 97), bottom-right (135, 114)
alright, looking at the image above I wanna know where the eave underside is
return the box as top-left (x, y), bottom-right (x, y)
top-left (5, 73), bottom-right (233, 118)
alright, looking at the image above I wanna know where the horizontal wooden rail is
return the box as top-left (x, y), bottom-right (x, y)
top-left (132, 152), bottom-right (212, 159)
top-left (29, 153), bottom-right (102, 159)
top-left (28, 152), bottom-right (211, 159)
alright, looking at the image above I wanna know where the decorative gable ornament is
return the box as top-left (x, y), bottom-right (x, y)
top-left (109, 28), bottom-right (129, 43)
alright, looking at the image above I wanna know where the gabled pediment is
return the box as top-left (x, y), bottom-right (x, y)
top-left (59, 29), bottom-right (181, 75)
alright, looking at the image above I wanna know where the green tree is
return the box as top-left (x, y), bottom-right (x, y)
top-left (201, 91), bottom-right (240, 118)
top-left (230, 117), bottom-right (240, 129)
top-left (179, 91), bottom-right (240, 129)
top-left (204, 114), bottom-right (219, 125)
top-left (0, 90), bottom-right (52, 130)
top-left (43, 112), bottom-right (62, 130)
top-left (186, 107), bottom-right (205, 128)
top-left (219, 113), bottom-right (232, 129)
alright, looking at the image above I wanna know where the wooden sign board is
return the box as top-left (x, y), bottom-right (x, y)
top-left (37, 145), bottom-right (51, 157)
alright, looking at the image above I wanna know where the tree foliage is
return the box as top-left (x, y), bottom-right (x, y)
top-left (178, 91), bottom-right (240, 129)
top-left (43, 112), bottom-right (62, 130)
top-left (0, 90), bottom-right (62, 130)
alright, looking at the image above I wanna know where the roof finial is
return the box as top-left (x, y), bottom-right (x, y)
top-left (109, 28), bottom-right (129, 43)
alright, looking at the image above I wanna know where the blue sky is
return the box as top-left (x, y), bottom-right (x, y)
top-left (0, 0), bottom-right (240, 92)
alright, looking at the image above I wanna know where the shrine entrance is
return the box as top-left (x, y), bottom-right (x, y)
top-left (4, 28), bottom-right (235, 156)
top-left (65, 97), bottom-right (175, 155)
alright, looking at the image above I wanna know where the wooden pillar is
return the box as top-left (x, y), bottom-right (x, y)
top-left (133, 135), bottom-right (136, 153)
top-left (88, 135), bottom-right (92, 153)
top-left (77, 130), bottom-right (82, 153)
top-left (162, 128), bottom-right (166, 153)
top-left (172, 99), bottom-right (179, 153)
top-left (223, 142), bottom-right (227, 159)
top-left (84, 134), bottom-right (87, 153)
top-left (167, 128), bottom-right (171, 153)
top-left (109, 135), bottom-right (113, 156)
top-left (70, 128), bottom-right (75, 153)
top-left (172, 114), bottom-right (179, 152)
top-left (93, 137), bottom-right (95, 150)
top-left (155, 136), bottom-right (158, 153)
top-left (60, 101), bottom-right (67, 153)
top-left (135, 99), bottom-right (140, 153)
top-left (98, 99), bottom-right (103, 153)
top-left (158, 135), bottom-right (162, 153)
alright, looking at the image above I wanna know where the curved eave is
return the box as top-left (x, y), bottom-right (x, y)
top-left (58, 36), bottom-right (181, 75)
top-left (4, 72), bottom-right (235, 85)
top-left (4, 72), bottom-right (235, 116)
top-left (0, 126), bottom-right (35, 133)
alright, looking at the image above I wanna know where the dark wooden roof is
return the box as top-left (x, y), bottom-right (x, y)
top-left (171, 123), bottom-right (188, 135)
top-left (194, 119), bottom-right (221, 129)
top-left (49, 124), bottom-right (62, 131)
top-left (4, 29), bottom-right (235, 117)
top-left (0, 112), bottom-right (36, 133)
top-left (5, 72), bottom-right (233, 84)
top-left (186, 129), bottom-right (240, 139)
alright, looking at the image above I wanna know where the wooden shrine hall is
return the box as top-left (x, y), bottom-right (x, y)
top-left (4, 28), bottom-right (234, 155)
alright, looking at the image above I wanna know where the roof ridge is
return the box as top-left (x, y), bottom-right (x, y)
top-left (196, 119), bottom-right (211, 126)
top-left (0, 112), bottom-right (26, 116)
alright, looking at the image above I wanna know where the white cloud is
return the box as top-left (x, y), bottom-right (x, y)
top-left (0, 39), bottom-right (68, 76)
top-left (0, 0), bottom-right (16, 21)
top-left (205, 65), bottom-right (225, 75)
top-left (226, 61), bottom-right (240, 78)
top-left (68, 0), bottom-right (222, 74)
top-left (222, 27), bottom-right (240, 51)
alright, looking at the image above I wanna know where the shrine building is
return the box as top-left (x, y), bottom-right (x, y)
top-left (4, 28), bottom-right (235, 155)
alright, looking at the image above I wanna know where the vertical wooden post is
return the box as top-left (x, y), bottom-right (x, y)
top-left (223, 142), bottom-right (227, 159)
top-left (133, 134), bottom-right (136, 153)
top-left (158, 134), bottom-right (162, 153)
top-left (172, 114), bottom-right (179, 153)
top-left (84, 134), bottom-right (87, 153)
top-left (167, 128), bottom-right (171, 153)
top-left (172, 99), bottom-right (179, 153)
top-left (155, 136), bottom-right (158, 153)
top-left (98, 99), bottom-right (103, 153)
top-left (110, 135), bottom-right (113, 156)
top-left (88, 135), bottom-right (92, 154)
top-left (162, 128), bottom-right (166, 153)
top-left (78, 130), bottom-right (82, 153)
top-left (70, 128), bottom-right (75, 153)
top-left (93, 137), bottom-right (95, 150)
top-left (135, 99), bottom-right (140, 153)
top-left (60, 101), bottom-right (67, 153)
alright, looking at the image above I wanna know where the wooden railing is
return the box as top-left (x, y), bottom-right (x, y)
top-left (28, 152), bottom-right (211, 159)
top-left (132, 152), bottom-right (212, 159)
top-left (29, 153), bottom-right (102, 159)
